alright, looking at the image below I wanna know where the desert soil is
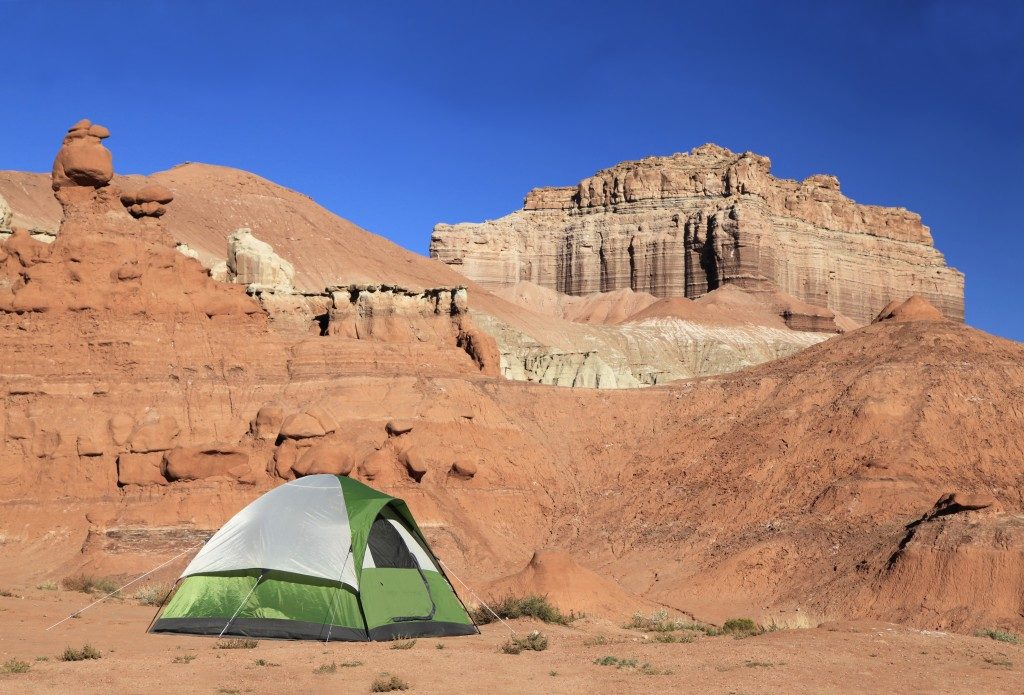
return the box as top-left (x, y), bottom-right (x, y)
top-left (1, 589), bottom-right (1020, 694)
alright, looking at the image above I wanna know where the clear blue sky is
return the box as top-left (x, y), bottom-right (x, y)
top-left (3, 1), bottom-right (1022, 340)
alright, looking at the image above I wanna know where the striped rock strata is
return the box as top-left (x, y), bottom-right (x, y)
top-left (430, 144), bottom-right (964, 325)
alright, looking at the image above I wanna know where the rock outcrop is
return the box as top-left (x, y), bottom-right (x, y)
top-left (431, 144), bottom-right (965, 325)
top-left (120, 183), bottom-right (174, 218)
top-left (0, 192), bottom-right (11, 232)
top-left (2, 120), bottom-right (1024, 638)
top-left (51, 119), bottom-right (114, 190)
top-left (225, 227), bottom-right (295, 292)
top-left (873, 294), bottom-right (946, 324)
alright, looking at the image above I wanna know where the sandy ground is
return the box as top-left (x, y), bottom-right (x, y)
top-left (1, 589), bottom-right (1020, 694)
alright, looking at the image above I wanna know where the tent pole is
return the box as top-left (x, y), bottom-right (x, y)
top-left (219, 569), bottom-right (266, 638)
top-left (324, 546), bottom-right (354, 643)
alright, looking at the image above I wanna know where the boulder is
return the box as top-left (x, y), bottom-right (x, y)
top-left (359, 448), bottom-right (392, 481)
top-left (134, 184), bottom-right (174, 205)
top-left (128, 412), bottom-right (180, 453)
top-left (401, 446), bottom-right (429, 483)
top-left (273, 439), bottom-right (298, 479)
top-left (294, 441), bottom-right (355, 477)
top-left (279, 413), bottom-right (326, 439)
top-left (450, 458), bottom-right (478, 479)
top-left (226, 228), bottom-right (295, 292)
top-left (51, 119), bottom-right (114, 190)
top-left (163, 445), bottom-right (250, 481)
top-left (117, 452), bottom-right (166, 486)
top-left (251, 402), bottom-right (286, 440)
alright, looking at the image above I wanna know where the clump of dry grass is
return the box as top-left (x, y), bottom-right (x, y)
top-left (388, 639), bottom-right (416, 650)
top-left (132, 582), bottom-right (174, 606)
top-left (58, 644), bottom-right (102, 661)
top-left (2, 658), bottom-right (30, 674)
top-left (500, 631), bottom-right (548, 654)
top-left (61, 575), bottom-right (120, 595)
top-left (471, 594), bottom-right (577, 626)
top-left (370, 673), bottom-right (410, 691)
top-left (214, 638), bottom-right (258, 650)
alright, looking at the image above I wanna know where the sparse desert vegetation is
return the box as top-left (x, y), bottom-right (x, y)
top-left (214, 639), bottom-right (259, 650)
top-left (58, 644), bottom-right (102, 662)
top-left (60, 575), bottom-right (120, 595)
top-left (388, 639), bottom-right (416, 650)
top-left (471, 594), bottom-right (577, 626)
top-left (370, 673), bottom-right (410, 692)
top-left (132, 582), bottom-right (174, 606)
top-left (2, 658), bottom-right (30, 674)
top-left (722, 618), bottom-right (762, 637)
top-left (625, 609), bottom-right (720, 636)
top-left (314, 660), bottom-right (362, 674)
top-left (500, 631), bottom-right (548, 654)
top-left (975, 628), bottom-right (1020, 645)
top-left (593, 655), bottom-right (672, 675)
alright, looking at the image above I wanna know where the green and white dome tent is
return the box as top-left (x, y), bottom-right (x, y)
top-left (150, 474), bottom-right (478, 641)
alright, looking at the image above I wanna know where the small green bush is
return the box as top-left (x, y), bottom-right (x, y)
top-left (638, 662), bottom-right (673, 676)
top-left (2, 658), bottom-right (30, 674)
top-left (625, 609), bottom-right (716, 635)
top-left (389, 639), bottom-right (416, 650)
top-left (722, 618), bottom-right (761, 636)
top-left (214, 638), bottom-right (258, 649)
top-left (594, 656), bottom-right (671, 674)
top-left (435, 642), bottom-right (445, 650)
top-left (500, 631), bottom-right (548, 654)
top-left (652, 632), bottom-right (694, 644)
top-left (471, 594), bottom-right (577, 626)
top-left (370, 674), bottom-right (410, 692)
top-left (133, 583), bottom-right (174, 606)
top-left (313, 660), bottom-right (362, 674)
top-left (253, 658), bottom-right (279, 667)
top-left (975, 628), bottom-right (1020, 645)
top-left (60, 575), bottom-right (120, 595)
top-left (58, 644), bottom-right (102, 662)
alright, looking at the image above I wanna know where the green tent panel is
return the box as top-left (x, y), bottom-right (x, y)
top-left (150, 475), bottom-right (478, 641)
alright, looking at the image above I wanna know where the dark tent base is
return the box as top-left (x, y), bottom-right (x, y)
top-left (368, 621), bottom-right (478, 641)
top-left (150, 617), bottom-right (478, 642)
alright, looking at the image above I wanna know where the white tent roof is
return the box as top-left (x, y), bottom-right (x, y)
top-left (180, 475), bottom-right (358, 589)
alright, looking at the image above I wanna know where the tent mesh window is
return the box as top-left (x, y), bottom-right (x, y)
top-left (367, 514), bottom-right (419, 569)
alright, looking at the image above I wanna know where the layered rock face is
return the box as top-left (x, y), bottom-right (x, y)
top-left (431, 144), bottom-right (965, 325)
top-left (2, 122), bottom-right (1024, 636)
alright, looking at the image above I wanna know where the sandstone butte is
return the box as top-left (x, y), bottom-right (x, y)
top-left (0, 121), bottom-right (1023, 652)
top-left (430, 143), bottom-right (965, 326)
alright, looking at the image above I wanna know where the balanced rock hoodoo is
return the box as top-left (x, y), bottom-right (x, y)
top-left (121, 183), bottom-right (175, 218)
top-left (51, 119), bottom-right (114, 190)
